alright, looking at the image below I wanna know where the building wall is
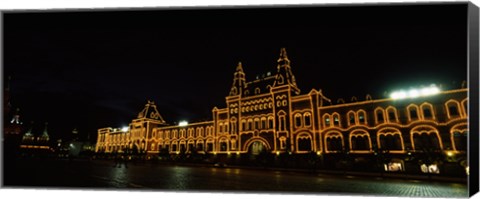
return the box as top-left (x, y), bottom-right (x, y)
top-left (95, 89), bottom-right (467, 157)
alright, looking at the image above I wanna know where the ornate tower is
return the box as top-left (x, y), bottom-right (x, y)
top-left (39, 122), bottom-right (50, 144)
top-left (273, 48), bottom-right (300, 95)
top-left (229, 62), bottom-right (246, 96)
top-left (271, 48), bottom-right (300, 152)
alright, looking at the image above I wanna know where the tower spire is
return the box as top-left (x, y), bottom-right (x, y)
top-left (42, 122), bottom-right (49, 137)
top-left (229, 61), bottom-right (246, 96)
top-left (277, 47), bottom-right (291, 67)
top-left (273, 48), bottom-right (300, 94)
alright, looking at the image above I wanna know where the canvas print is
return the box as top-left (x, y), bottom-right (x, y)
top-left (2, 2), bottom-right (478, 197)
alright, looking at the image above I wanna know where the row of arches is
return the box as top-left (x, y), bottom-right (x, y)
top-left (322, 99), bottom-right (468, 129)
top-left (322, 124), bottom-right (467, 153)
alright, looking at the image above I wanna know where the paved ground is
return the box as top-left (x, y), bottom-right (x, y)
top-left (3, 158), bottom-right (468, 197)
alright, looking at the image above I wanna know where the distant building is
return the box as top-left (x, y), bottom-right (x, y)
top-left (96, 48), bottom-right (468, 174)
top-left (19, 122), bottom-right (52, 153)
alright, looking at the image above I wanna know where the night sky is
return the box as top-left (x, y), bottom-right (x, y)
top-left (3, 3), bottom-right (468, 141)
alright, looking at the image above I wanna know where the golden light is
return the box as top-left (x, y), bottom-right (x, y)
top-left (446, 151), bottom-right (454, 157)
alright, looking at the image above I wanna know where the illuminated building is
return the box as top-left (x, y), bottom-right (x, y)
top-left (96, 48), bottom-right (468, 173)
top-left (19, 122), bottom-right (51, 151)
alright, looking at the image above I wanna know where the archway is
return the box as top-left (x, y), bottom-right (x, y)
top-left (248, 141), bottom-right (266, 155)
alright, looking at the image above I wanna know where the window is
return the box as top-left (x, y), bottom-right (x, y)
top-left (248, 119), bottom-right (253, 130)
top-left (231, 121), bottom-right (236, 134)
top-left (304, 113), bottom-right (311, 127)
top-left (358, 111), bottom-right (366, 124)
top-left (333, 113), bottom-right (340, 127)
top-left (349, 112), bottom-right (355, 125)
top-left (261, 118), bottom-right (266, 129)
top-left (325, 118), bottom-right (330, 126)
top-left (241, 120), bottom-right (246, 131)
top-left (280, 137), bottom-right (286, 149)
top-left (376, 109), bottom-right (385, 123)
top-left (268, 117), bottom-right (274, 129)
top-left (409, 106), bottom-right (419, 121)
top-left (423, 107), bottom-right (432, 119)
top-left (254, 119), bottom-right (260, 129)
top-left (387, 108), bottom-right (397, 123)
top-left (279, 116), bottom-right (286, 131)
top-left (449, 105), bottom-right (459, 116)
top-left (295, 113), bottom-right (302, 127)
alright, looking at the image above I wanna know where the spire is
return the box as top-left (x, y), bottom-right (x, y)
top-left (10, 108), bottom-right (21, 124)
top-left (25, 121), bottom-right (34, 136)
top-left (42, 122), bottom-right (49, 137)
top-left (236, 61), bottom-right (244, 72)
top-left (229, 61), bottom-right (246, 96)
top-left (277, 47), bottom-right (290, 67)
top-left (273, 48), bottom-right (300, 94)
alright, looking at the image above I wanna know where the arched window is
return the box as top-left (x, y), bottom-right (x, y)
top-left (445, 100), bottom-right (461, 119)
top-left (375, 108), bottom-right (385, 124)
top-left (420, 103), bottom-right (435, 120)
top-left (297, 133), bottom-right (312, 152)
top-left (323, 114), bottom-right (331, 128)
top-left (377, 128), bottom-right (404, 152)
top-left (357, 110), bottom-right (367, 125)
top-left (279, 136), bottom-right (287, 149)
top-left (325, 131), bottom-right (343, 152)
top-left (451, 124), bottom-right (468, 152)
top-left (278, 111), bottom-right (287, 131)
top-left (261, 117), bottom-right (266, 129)
top-left (255, 87), bottom-right (261, 94)
top-left (304, 113), bottom-right (311, 127)
top-left (332, 113), bottom-right (341, 127)
top-left (350, 130), bottom-right (371, 152)
top-left (254, 118), bottom-right (260, 130)
top-left (347, 111), bottom-right (356, 126)
top-left (407, 104), bottom-right (419, 121)
top-left (241, 119), bottom-right (246, 131)
top-left (230, 119), bottom-right (237, 134)
top-left (294, 113), bottom-right (302, 128)
top-left (268, 117), bottom-right (274, 129)
top-left (411, 126), bottom-right (442, 151)
top-left (386, 107), bottom-right (398, 123)
top-left (247, 119), bottom-right (253, 130)
top-left (173, 130), bottom-right (178, 138)
top-left (219, 138), bottom-right (228, 151)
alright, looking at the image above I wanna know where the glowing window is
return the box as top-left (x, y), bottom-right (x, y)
top-left (420, 164), bottom-right (440, 174)
top-left (358, 112), bottom-right (366, 124)
top-left (325, 118), bottom-right (330, 126)
top-left (333, 114), bottom-right (340, 126)
top-left (384, 162), bottom-right (404, 172)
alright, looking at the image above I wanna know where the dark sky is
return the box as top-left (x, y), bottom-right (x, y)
top-left (3, 3), bottom-right (468, 141)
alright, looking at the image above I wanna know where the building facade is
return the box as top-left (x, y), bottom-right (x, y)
top-left (96, 48), bottom-right (468, 172)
